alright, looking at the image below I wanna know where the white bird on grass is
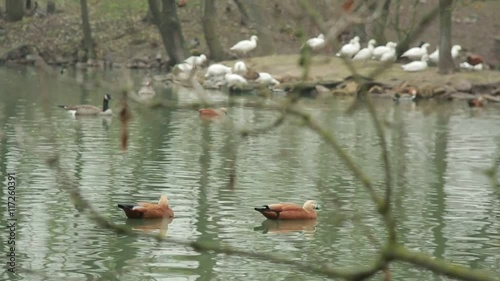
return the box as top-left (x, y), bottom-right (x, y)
top-left (401, 43), bottom-right (430, 61)
top-left (353, 39), bottom-right (377, 61)
top-left (380, 42), bottom-right (398, 62)
top-left (302, 34), bottom-right (325, 51)
top-left (401, 54), bottom-right (429, 72)
top-left (225, 73), bottom-right (248, 88)
top-left (429, 45), bottom-right (462, 64)
top-left (232, 61), bottom-right (247, 75)
top-left (255, 72), bottom-right (280, 86)
top-left (336, 36), bottom-right (360, 58)
top-left (460, 62), bottom-right (483, 71)
top-left (184, 54), bottom-right (207, 66)
top-left (230, 35), bottom-right (258, 57)
top-left (372, 41), bottom-right (396, 60)
top-left (205, 64), bottom-right (232, 78)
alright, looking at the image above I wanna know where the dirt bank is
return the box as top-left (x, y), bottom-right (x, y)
top-left (0, 0), bottom-right (498, 68)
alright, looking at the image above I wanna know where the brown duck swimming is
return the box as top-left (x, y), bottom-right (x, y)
top-left (254, 200), bottom-right (319, 220)
top-left (118, 195), bottom-right (174, 219)
top-left (58, 94), bottom-right (112, 116)
top-left (198, 107), bottom-right (227, 117)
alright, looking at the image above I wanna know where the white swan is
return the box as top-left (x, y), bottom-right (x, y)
top-left (460, 62), bottom-right (483, 71)
top-left (401, 54), bottom-right (429, 72)
top-left (380, 42), bottom-right (398, 62)
top-left (353, 39), bottom-right (376, 61)
top-left (184, 54), bottom-right (207, 66)
top-left (230, 35), bottom-right (258, 56)
top-left (255, 72), bottom-right (280, 86)
top-left (302, 34), bottom-right (325, 51)
top-left (225, 73), bottom-right (248, 87)
top-left (232, 61), bottom-right (247, 75)
top-left (401, 43), bottom-right (430, 61)
top-left (176, 62), bottom-right (193, 73)
top-left (372, 41), bottom-right (396, 60)
top-left (205, 64), bottom-right (232, 78)
top-left (429, 45), bottom-right (462, 64)
top-left (336, 36), bottom-right (360, 58)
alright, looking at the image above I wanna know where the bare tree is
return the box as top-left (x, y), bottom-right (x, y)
top-left (202, 0), bottom-right (225, 61)
top-left (438, 0), bottom-right (455, 74)
top-left (371, 0), bottom-right (392, 44)
top-left (80, 0), bottom-right (95, 59)
top-left (148, 0), bottom-right (187, 66)
top-left (5, 0), bottom-right (24, 22)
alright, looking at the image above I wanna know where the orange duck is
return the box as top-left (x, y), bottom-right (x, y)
top-left (468, 96), bottom-right (484, 108)
top-left (254, 200), bottom-right (319, 220)
top-left (198, 107), bottom-right (227, 117)
top-left (466, 54), bottom-right (483, 66)
top-left (118, 195), bottom-right (174, 219)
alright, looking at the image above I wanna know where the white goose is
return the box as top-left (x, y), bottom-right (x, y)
top-left (230, 35), bottom-right (258, 57)
top-left (401, 43), bottom-right (430, 61)
top-left (353, 39), bottom-right (377, 61)
top-left (255, 72), bottom-right (280, 86)
top-left (460, 62), bottom-right (483, 71)
top-left (336, 36), bottom-right (360, 58)
top-left (184, 54), bottom-right (207, 66)
top-left (302, 34), bottom-right (325, 51)
top-left (401, 54), bottom-right (429, 72)
top-left (372, 41), bottom-right (396, 60)
top-left (379, 42), bottom-right (398, 62)
top-left (429, 45), bottom-right (462, 64)
top-left (232, 61), bottom-right (247, 75)
top-left (225, 73), bottom-right (248, 87)
top-left (176, 62), bottom-right (193, 73)
top-left (205, 64), bottom-right (232, 78)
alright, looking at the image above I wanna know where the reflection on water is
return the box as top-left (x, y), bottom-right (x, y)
top-left (0, 67), bottom-right (499, 280)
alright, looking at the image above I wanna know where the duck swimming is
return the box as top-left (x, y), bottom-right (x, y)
top-left (254, 200), bottom-right (319, 220)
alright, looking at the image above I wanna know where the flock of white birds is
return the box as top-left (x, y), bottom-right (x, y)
top-left (172, 35), bottom-right (280, 89)
top-left (333, 35), bottom-right (481, 72)
top-left (169, 33), bottom-right (483, 91)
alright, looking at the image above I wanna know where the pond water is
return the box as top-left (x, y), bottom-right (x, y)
top-left (0, 66), bottom-right (500, 281)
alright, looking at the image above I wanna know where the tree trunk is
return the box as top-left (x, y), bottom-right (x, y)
top-left (372, 0), bottom-right (392, 45)
top-left (202, 0), bottom-right (225, 61)
top-left (148, 0), bottom-right (187, 66)
top-left (80, 0), bottom-right (95, 59)
top-left (438, 0), bottom-right (455, 74)
top-left (245, 1), bottom-right (275, 55)
top-left (143, 0), bottom-right (160, 24)
top-left (5, 0), bottom-right (24, 22)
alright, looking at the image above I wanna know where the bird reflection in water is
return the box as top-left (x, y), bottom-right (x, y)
top-left (125, 217), bottom-right (173, 237)
top-left (254, 219), bottom-right (317, 234)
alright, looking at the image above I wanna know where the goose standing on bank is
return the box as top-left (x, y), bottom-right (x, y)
top-left (401, 43), bottom-right (430, 61)
top-left (336, 36), bottom-right (360, 58)
top-left (205, 64), bottom-right (232, 78)
top-left (232, 61), bottom-right (248, 76)
top-left (353, 39), bottom-right (377, 61)
top-left (255, 72), bottom-right (280, 86)
top-left (372, 41), bottom-right (396, 60)
top-left (429, 45), bottom-right (462, 64)
top-left (58, 94), bottom-right (112, 116)
top-left (184, 54), bottom-right (207, 66)
top-left (379, 42), bottom-right (397, 62)
top-left (225, 73), bottom-right (248, 88)
top-left (302, 34), bottom-right (326, 51)
top-left (401, 54), bottom-right (429, 72)
top-left (230, 35), bottom-right (258, 57)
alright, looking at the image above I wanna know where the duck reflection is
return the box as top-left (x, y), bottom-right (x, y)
top-left (125, 217), bottom-right (173, 236)
top-left (254, 219), bottom-right (317, 234)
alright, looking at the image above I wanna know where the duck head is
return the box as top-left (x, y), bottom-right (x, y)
top-left (250, 35), bottom-right (258, 41)
top-left (303, 200), bottom-right (320, 211)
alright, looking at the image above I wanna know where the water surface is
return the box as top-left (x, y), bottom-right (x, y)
top-left (1, 67), bottom-right (500, 280)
